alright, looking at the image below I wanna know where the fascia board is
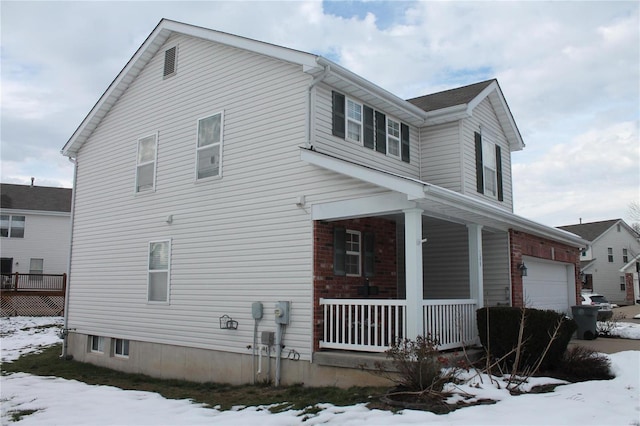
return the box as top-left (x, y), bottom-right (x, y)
top-left (0, 208), bottom-right (71, 217)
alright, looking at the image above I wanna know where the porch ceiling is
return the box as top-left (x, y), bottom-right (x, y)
top-left (301, 148), bottom-right (588, 248)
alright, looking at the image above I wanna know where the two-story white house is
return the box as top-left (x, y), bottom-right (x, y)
top-left (558, 219), bottom-right (640, 305)
top-left (1, 182), bottom-right (72, 279)
top-left (60, 19), bottom-right (587, 387)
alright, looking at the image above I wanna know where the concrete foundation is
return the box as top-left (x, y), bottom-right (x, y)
top-left (66, 332), bottom-right (394, 388)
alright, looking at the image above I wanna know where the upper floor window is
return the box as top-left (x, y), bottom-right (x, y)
top-left (1, 215), bottom-right (25, 238)
top-left (196, 113), bottom-right (223, 180)
top-left (387, 118), bottom-right (401, 159)
top-left (346, 99), bottom-right (362, 142)
top-left (620, 276), bottom-right (626, 291)
top-left (332, 91), bottom-right (410, 163)
top-left (163, 46), bottom-right (177, 78)
top-left (475, 132), bottom-right (503, 201)
top-left (607, 247), bottom-right (613, 262)
top-left (623, 248), bottom-right (628, 263)
top-left (148, 240), bottom-right (171, 303)
top-left (136, 134), bottom-right (157, 193)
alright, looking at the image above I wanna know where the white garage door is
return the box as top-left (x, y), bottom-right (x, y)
top-left (522, 257), bottom-right (574, 314)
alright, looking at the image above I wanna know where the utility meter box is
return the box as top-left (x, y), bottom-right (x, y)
top-left (251, 302), bottom-right (263, 320)
top-left (274, 301), bottom-right (290, 325)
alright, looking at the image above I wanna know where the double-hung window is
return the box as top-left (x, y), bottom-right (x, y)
top-left (196, 113), bottom-right (223, 180)
top-left (136, 134), bottom-right (157, 193)
top-left (346, 99), bottom-right (363, 142)
top-left (475, 132), bottom-right (503, 201)
top-left (0, 215), bottom-right (25, 238)
top-left (387, 118), bottom-right (401, 158)
top-left (345, 230), bottom-right (361, 276)
top-left (482, 138), bottom-right (497, 197)
top-left (622, 248), bottom-right (628, 263)
top-left (620, 276), bottom-right (626, 291)
top-left (148, 240), bottom-right (171, 303)
top-left (608, 248), bottom-right (614, 263)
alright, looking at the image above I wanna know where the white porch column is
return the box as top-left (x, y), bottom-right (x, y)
top-left (404, 207), bottom-right (424, 340)
top-left (467, 224), bottom-right (484, 309)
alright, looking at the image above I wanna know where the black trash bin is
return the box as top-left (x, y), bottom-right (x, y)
top-left (571, 305), bottom-right (599, 340)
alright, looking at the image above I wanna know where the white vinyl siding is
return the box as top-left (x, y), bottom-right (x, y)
top-left (136, 134), bottom-right (157, 193)
top-left (461, 98), bottom-right (513, 211)
top-left (67, 33), bottom-right (388, 362)
top-left (419, 122), bottom-right (463, 191)
top-left (314, 84), bottom-right (420, 178)
top-left (482, 231), bottom-right (511, 307)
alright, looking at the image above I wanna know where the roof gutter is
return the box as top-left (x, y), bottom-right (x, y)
top-left (306, 63), bottom-right (329, 148)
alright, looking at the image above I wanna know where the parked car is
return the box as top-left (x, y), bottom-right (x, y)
top-left (581, 293), bottom-right (613, 320)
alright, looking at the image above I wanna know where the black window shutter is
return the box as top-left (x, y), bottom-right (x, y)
top-left (332, 92), bottom-right (345, 138)
top-left (364, 232), bottom-right (375, 277)
top-left (333, 227), bottom-right (346, 276)
top-left (475, 132), bottom-right (484, 194)
top-left (401, 123), bottom-right (410, 163)
top-left (375, 111), bottom-right (386, 154)
top-left (363, 106), bottom-right (375, 149)
top-left (496, 145), bottom-right (504, 201)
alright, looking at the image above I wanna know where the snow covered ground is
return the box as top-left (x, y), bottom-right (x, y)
top-left (1, 316), bottom-right (639, 425)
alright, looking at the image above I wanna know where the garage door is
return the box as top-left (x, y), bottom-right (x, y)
top-left (522, 257), bottom-right (574, 314)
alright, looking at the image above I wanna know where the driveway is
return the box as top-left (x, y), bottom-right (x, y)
top-left (567, 304), bottom-right (640, 354)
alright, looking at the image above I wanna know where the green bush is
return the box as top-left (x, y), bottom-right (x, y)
top-left (476, 307), bottom-right (577, 371)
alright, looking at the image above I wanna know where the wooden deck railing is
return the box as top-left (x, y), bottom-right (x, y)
top-left (1, 273), bottom-right (66, 294)
top-left (319, 298), bottom-right (478, 352)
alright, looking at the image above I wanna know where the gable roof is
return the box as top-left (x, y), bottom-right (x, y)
top-left (62, 19), bottom-right (525, 157)
top-left (407, 79), bottom-right (524, 151)
top-left (0, 183), bottom-right (72, 213)
top-left (557, 219), bottom-right (623, 242)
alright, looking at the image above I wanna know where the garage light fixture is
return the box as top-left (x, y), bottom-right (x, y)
top-left (518, 262), bottom-right (528, 277)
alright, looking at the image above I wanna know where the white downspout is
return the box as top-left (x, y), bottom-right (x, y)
top-left (306, 64), bottom-right (329, 148)
top-left (61, 156), bottom-right (78, 359)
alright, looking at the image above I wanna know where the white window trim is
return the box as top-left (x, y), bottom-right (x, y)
top-left (135, 132), bottom-right (158, 194)
top-left (346, 229), bottom-right (362, 277)
top-left (113, 338), bottom-right (130, 358)
top-left (147, 239), bottom-right (171, 304)
top-left (90, 335), bottom-right (105, 353)
top-left (345, 98), bottom-right (363, 144)
top-left (195, 111), bottom-right (224, 182)
top-left (386, 116), bottom-right (401, 160)
top-left (1, 215), bottom-right (25, 238)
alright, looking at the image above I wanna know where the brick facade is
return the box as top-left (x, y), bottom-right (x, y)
top-left (509, 229), bottom-right (581, 307)
top-left (625, 273), bottom-right (635, 305)
top-left (313, 217), bottom-right (398, 350)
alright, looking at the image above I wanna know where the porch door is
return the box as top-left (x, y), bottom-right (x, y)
top-left (1, 257), bottom-right (12, 285)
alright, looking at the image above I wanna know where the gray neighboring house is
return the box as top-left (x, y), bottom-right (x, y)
top-left (0, 183), bottom-right (72, 279)
top-left (558, 219), bottom-right (640, 305)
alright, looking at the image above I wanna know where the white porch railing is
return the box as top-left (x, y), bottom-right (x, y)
top-left (422, 299), bottom-right (478, 350)
top-left (319, 298), bottom-right (407, 352)
top-left (319, 298), bottom-right (478, 352)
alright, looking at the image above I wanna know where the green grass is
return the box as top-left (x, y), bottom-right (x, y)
top-left (1, 344), bottom-right (386, 412)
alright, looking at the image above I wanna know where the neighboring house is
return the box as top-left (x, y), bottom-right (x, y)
top-left (60, 19), bottom-right (587, 387)
top-left (559, 219), bottom-right (640, 305)
top-left (620, 254), bottom-right (640, 305)
top-left (0, 182), bottom-right (72, 279)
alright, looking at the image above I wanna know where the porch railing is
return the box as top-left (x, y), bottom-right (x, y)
top-left (1, 273), bottom-right (67, 293)
top-left (422, 299), bottom-right (478, 350)
top-left (319, 298), bottom-right (478, 353)
top-left (319, 298), bottom-right (407, 352)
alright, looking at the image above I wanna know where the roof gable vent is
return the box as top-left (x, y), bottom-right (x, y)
top-left (163, 46), bottom-right (177, 78)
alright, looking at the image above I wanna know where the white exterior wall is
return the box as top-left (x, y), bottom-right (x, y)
top-left (313, 83), bottom-right (420, 179)
top-left (482, 230), bottom-right (511, 306)
top-left (419, 121), bottom-right (462, 190)
top-left (68, 33), bottom-right (388, 362)
top-left (589, 225), bottom-right (640, 304)
top-left (0, 210), bottom-right (70, 274)
top-left (461, 98), bottom-right (514, 211)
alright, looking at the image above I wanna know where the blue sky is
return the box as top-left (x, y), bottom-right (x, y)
top-left (1, 1), bottom-right (638, 227)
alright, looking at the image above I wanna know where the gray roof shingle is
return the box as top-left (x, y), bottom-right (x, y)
top-left (406, 79), bottom-right (496, 112)
top-left (0, 184), bottom-right (72, 213)
top-left (557, 219), bottom-right (621, 241)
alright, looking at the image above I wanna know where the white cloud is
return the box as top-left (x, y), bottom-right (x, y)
top-left (0, 1), bottom-right (638, 226)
